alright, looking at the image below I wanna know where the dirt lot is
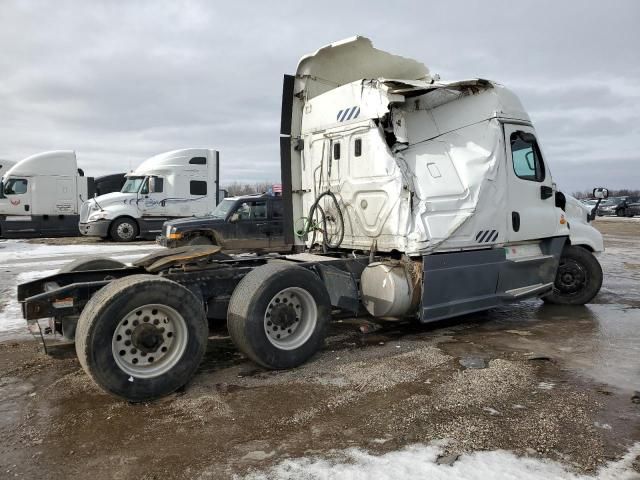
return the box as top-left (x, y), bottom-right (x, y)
top-left (0, 220), bottom-right (639, 479)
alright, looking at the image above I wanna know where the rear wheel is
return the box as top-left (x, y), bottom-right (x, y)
top-left (57, 257), bottom-right (126, 340)
top-left (227, 262), bottom-right (330, 369)
top-left (75, 275), bottom-right (208, 401)
top-left (110, 217), bottom-right (138, 242)
top-left (543, 246), bottom-right (603, 305)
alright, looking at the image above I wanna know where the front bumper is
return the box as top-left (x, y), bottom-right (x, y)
top-left (79, 220), bottom-right (110, 237)
top-left (156, 235), bottom-right (178, 248)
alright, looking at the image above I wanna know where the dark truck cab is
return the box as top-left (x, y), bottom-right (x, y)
top-left (157, 193), bottom-right (290, 252)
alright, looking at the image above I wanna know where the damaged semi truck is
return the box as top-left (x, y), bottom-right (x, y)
top-left (18, 37), bottom-right (606, 401)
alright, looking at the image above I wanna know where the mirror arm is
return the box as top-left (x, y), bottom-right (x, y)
top-left (589, 199), bottom-right (603, 222)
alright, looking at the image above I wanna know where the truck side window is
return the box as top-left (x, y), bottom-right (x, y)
top-left (149, 177), bottom-right (164, 193)
top-left (333, 142), bottom-right (341, 160)
top-left (4, 178), bottom-right (28, 195)
top-left (253, 201), bottom-right (267, 220)
top-left (272, 201), bottom-right (283, 219)
top-left (189, 157), bottom-right (207, 165)
top-left (235, 201), bottom-right (267, 221)
top-left (190, 181), bottom-right (207, 195)
top-left (510, 132), bottom-right (545, 182)
top-left (354, 138), bottom-right (362, 157)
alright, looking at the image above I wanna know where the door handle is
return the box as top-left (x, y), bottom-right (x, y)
top-left (540, 185), bottom-right (553, 200)
top-left (24, 205), bottom-right (30, 212)
top-left (512, 212), bottom-right (520, 232)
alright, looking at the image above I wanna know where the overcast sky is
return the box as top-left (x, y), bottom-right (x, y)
top-left (1, 0), bottom-right (638, 193)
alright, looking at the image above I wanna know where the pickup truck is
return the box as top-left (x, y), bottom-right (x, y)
top-left (157, 193), bottom-right (290, 252)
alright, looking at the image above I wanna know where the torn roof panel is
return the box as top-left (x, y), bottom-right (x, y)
top-left (295, 36), bottom-right (431, 100)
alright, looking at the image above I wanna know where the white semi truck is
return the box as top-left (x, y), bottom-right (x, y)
top-left (18, 37), bottom-right (606, 402)
top-left (79, 148), bottom-right (220, 241)
top-left (0, 151), bottom-right (124, 238)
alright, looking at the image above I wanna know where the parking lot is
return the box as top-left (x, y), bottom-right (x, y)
top-left (0, 218), bottom-right (639, 479)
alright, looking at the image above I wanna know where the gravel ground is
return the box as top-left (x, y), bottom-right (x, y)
top-left (0, 220), bottom-right (639, 478)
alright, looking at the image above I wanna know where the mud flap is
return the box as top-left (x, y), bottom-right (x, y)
top-left (315, 263), bottom-right (360, 313)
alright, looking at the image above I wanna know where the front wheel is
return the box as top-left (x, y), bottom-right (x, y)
top-left (227, 262), bottom-right (330, 369)
top-left (616, 208), bottom-right (627, 217)
top-left (75, 275), bottom-right (208, 401)
top-left (543, 246), bottom-right (603, 305)
top-left (187, 235), bottom-right (213, 246)
top-left (110, 217), bottom-right (139, 242)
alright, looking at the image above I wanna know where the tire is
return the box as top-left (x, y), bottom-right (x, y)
top-left (58, 257), bottom-right (127, 341)
top-left (543, 246), bottom-right (603, 305)
top-left (60, 257), bottom-right (126, 273)
top-left (187, 235), bottom-right (213, 246)
top-left (227, 262), bottom-right (330, 370)
top-left (75, 274), bottom-right (208, 401)
top-left (616, 208), bottom-right (626, 217)
top-left (110, 217), bottom-right (139, 242)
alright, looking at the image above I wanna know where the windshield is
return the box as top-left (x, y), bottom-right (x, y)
top-left (121, 176), bottom-right (146, 193)
top-left (210, 199), bottom-right (235, 219)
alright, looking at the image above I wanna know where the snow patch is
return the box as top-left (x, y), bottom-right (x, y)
top-left (0, 240), bottom-right (160, 337)
top-left (241, 442), bottom-right (640, 480)
top-left (0, 239), bottom-right (160, 266)
top-left (0, 269), bottom-right (57, 335)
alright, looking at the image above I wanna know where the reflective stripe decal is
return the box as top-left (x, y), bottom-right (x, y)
top-left (476, 229), bottom-right (499, 243)
top-left (336, 106), bottom-right (361, 123)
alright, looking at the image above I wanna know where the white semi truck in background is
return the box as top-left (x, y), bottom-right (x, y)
top-left (0, 151), bottom-right (124, 238)
top-left (18, 37), bottom-right (607, 402)
top-left (79, 148), bottom-right (220, 241)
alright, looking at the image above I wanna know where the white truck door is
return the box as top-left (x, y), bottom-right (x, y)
top-left (504, 124), bottom-right (558, 242)
top-left (139, 176), bottom-right (167, 217)
top-left (188, 177), bottom-right (209, 216)
top-left (2, 177), bottom-right (31, 215)
top-left (55, 178), bottom-right (75, 214)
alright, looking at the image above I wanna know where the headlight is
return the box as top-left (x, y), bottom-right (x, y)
top-left (87, 211), bottom-right (109, 222)
top-left (165, 225), bottom-right (182, 239)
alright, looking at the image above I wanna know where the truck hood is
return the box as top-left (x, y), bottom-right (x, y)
top-left (90, 191), bottom-right (137, 209)
top-left (564, 194), bottom-right (592, 224)
top-left (165, 216), bottom-right (225, 230)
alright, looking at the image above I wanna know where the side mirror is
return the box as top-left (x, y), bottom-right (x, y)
top-left (229, 213), bottom-right (239, 223)
top-left (593, 188), bottom-right (609, 199)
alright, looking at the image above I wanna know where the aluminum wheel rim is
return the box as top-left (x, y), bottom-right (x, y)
top-left (117, 222), bottom-right (135, 240)
top-left (112, 304), bottom-right (188, 378)
top-left (264, 287), bottom-right (317, 350)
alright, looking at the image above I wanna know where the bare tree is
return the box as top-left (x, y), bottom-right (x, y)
top-left (224, 181), bottom-right (273, 197)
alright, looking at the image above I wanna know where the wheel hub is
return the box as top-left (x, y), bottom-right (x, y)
top-left (263, 287), bottom-right (318, 350)
top-left (555, 260), bottom-right (586, 294)
top-left (270, 303), bottom-right (297, 329)
top-left (111, 304), bottom-right (188, 379)
top-left (117, 223), bottom-right (133, 238)
top-left (131, 323), bottom-right (164, 353)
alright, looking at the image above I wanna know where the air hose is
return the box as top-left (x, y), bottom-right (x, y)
top-left (304, 190), bottom-right (344, 251)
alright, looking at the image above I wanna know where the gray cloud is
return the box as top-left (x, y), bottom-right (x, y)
top-left (0, 0), bottom-right (639, 192)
